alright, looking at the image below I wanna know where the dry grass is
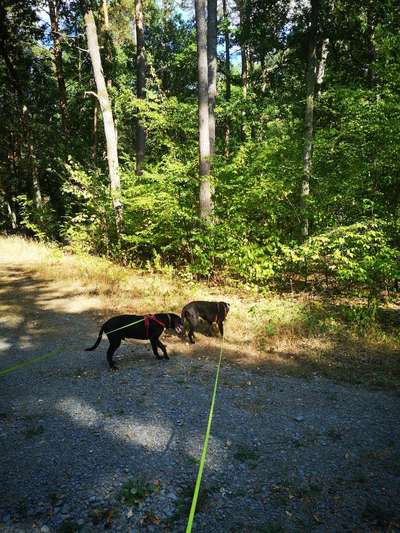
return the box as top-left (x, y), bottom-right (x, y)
top-left (1, 235), bottom-right (399, 390)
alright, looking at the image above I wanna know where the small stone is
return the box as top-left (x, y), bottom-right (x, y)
top-left (294, 416), bottom-right (304, 422)
top-left (40, 527), bottom-right (50, 533)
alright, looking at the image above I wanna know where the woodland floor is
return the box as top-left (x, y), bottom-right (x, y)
top-left (0, 252), bottom-right (400, 532)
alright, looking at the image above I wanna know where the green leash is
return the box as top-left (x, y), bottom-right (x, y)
top-left (105, 318), bottom-right (145, 335)
top-left (0, 348), bottom-right (63, 377)
top-left (186, 335), bottom-right (224, 533)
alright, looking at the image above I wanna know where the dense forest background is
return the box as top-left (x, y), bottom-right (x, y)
top-left (1, 0), bottom-right (399, 299)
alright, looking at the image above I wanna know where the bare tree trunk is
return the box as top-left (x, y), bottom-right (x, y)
top-left (92, 100), bottom-right (99, 160)
top-left (6, 132), bottom-right (18, 228)
top-left (102, 0), bottom-right (109, 28)
top-left (237, 0), bottom-right (249, 98)
top-left (48, 0), bottom-right (68, 135)
top-left (222, 0), bottom-right (231, 100)
top-left (222, 0), bottom-right (231, 156)
top-left (195, 0), bottom-right (213, 221)
top-left (316, 37), bottom-right (329, 98)
top-left (207, 0), bottom-right (217, 159)
top-left (102, 0), bottom-right (113, 90)
top-left (84, 8), bottom-right (122, 228)
top-left (135, 0), bottom-right (146, 175)
top-left (301, 0), bottom-right (319, 240)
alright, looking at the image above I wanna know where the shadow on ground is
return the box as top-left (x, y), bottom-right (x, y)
top-left (1, 265), bottom-right (400, 532)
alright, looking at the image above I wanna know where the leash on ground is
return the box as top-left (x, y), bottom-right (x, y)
top-left (186, 335), bottom-right (225, 533)
top-left (0, 348), bottom-right (63, 377)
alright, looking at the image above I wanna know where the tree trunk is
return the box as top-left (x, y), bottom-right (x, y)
top-left (207, 0), bottom-right (217, 159)
top-left (222, 0), bottom-right (231, 156)
top-left (48, 0), bottom-right (68, 135)
top-left (237, 0), bottom-right (249, 97)
top-left (316, 37), bottom-right (329, 98)
top-left (135, 0), bottom-right (146, 175)
top-left (102, 0), bottom-right (113, 90)
top-left (301, 0), bottom-right (319, 240)
top-left (195, 0), bottom-right (213, 221)
top-left (84, 8), bottom-right (122, 228)
top-left (92, 100), bottom-right (99, 160)
top-left (222, 0), bottom-right (231, 100)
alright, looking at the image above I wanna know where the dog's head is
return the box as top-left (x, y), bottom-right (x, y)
top-left (171, 313), bottom-right (184, 336)
top-left (222, 302), bottom-right (230, 318)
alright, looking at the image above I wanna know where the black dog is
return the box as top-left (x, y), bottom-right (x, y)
top-left (181, 301), bottom-right (230, 344)
top-left (85, 313), bottom-right (184, 370)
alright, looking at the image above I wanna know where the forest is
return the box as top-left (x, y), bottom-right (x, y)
top-left (1, 3), bottom-right (400, 530)
top-left (1, 0), bottom-right (399, 300)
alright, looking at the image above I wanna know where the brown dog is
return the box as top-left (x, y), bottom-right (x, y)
top-left (181, 301), bottom-right (230, 343)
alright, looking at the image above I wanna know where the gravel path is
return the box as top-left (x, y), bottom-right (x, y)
top-left (1, 264), bottom-right (400, 532)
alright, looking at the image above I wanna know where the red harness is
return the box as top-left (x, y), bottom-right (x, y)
top-left (144, 314), bottom-right (166, 338)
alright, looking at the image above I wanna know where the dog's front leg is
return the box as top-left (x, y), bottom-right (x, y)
top-left (217, 320), bottom-right (224, 337)
top-left (157, 339), bottom-right (169, 359)
top-left (150, 336), bottom-right (163, 359)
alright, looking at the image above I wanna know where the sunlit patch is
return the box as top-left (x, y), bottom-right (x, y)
top-left (0, 339), bottom-right (12, 352)
top-left (110, 423), bottom-right (172, 451)
top-left (0, 314), bottom-right (23, 328)
top-left (57, 397), bottom-right (172, 451)
top-left (57, 397), bottom-right (100, 426)
top-left (185, 434), bottom-right (225, 468)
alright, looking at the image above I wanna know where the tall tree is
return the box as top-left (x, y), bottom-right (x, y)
top-left (195, 0), bottom-right (213, 220)
top-left (222, 0), bottom-right (231, 100)
top-left (83, 7), bottom-right (122, 229)
top-left (48, 0), bottom-right (68, 135)
top-left (207, 0), bottom-right (217, 158)
top-left (135, 0), bottom-right (146, 175)
top-left (237, 0), bottom-right (249, 97)
top-left (300, 0), bottom-right (320, 239)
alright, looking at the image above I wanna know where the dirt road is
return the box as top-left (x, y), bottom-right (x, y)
top-left (1, 262), bottom-right (399, 532)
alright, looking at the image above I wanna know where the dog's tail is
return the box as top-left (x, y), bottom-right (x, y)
top-left (85, 325), bottom-right (104, 351)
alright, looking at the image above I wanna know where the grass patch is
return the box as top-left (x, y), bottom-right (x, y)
top-left (24, 424), bottom-right (45, 439)
top-left (234, 445), bottom-right (259, 468)
top-left (57, 520), bottom-right (80, 533)
top-left (118, 476), bottom-right (159, 506)
top-left (90, 506), bottom-right (118, 528)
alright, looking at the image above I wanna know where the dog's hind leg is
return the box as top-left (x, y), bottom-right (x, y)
top-left (107, 338), bottom-right (121, 370)
top-left (157, 339), bottom-right (169, 359)
top-left (150, 336), bottom-right (163, 359)
top-left (217, 320), bottom-right (224, 337)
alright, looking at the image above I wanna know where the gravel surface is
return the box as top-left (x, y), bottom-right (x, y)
top-left (1, 265), bottom-right (400, 532)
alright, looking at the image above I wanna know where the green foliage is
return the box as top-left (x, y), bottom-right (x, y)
top-left (17, 195), bottom-right (57, 241)
top-left (283, 220), bottom-right (400, 294)
top-left (61, 163), bottom-right (119, 256)
top-left (118, 476), bottom-right (158, 506)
